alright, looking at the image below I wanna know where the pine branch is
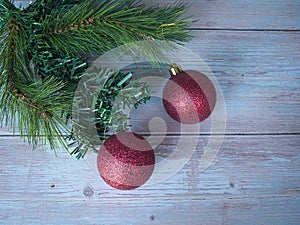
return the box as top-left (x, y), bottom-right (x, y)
top-left (0, 78), bottom-right (72, 150)
top-left (0, 11), bottom-right (71, 151)
top-left (25, 0), bottom-right (80, 13)
top-left (0, 0), bottom-right (193, 156)
top-left (34, 0), bottom-right (194, 56)
top-left (0, 0), bottom-right (16, 12)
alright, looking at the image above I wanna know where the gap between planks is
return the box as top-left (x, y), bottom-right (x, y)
top-left (189, 28), bottom-right (300, 32)
top-left (1, 132), bottom-right (300, 137)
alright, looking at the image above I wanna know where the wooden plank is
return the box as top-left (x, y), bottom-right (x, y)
top-left (0, 135), bottom-right (299, 224)
top-left (14, 0), bottom-right (300, 30)
top-left (3, 1), bottom-right (299, 225)
top-left (189, 0), bottom-right (300, 30)
top-left (0, 196), bottom-right (299, 224)
top-left (1, 31), bottom-right (299, 135)
top-left (127, 30), bottom-right (300, 134)
top-left (149, 0), bottom-right (300, 30)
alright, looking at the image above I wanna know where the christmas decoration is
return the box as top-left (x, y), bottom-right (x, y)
top-left (97, 132), bottom-right (155, 190)
top-left (0, 0), bottom-right (193, 156)
top-left (70, 69), bottom-right (151, 159)
top-left (162, 64), bottom-right (216, 124)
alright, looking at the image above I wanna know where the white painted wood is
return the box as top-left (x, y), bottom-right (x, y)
top-left (0, 1), bottom-right (299, 224)
top-left (1, 31), bottom-right (299, 135)
top-left (14, 0), bottom-right (300, 30)
top-left (0, 136), bottom-right (299, 224)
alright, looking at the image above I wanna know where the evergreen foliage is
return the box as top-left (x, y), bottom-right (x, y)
top-left (0, 0), bottom-right (193, 157)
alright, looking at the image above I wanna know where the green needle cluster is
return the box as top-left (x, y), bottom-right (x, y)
top-left (0, 0), bottom-right (193, 157)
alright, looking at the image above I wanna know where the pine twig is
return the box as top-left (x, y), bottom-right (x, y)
top-left (35, 0), bottom-right (194, 56)
top-left (0, 11), bottom-right (71, 151)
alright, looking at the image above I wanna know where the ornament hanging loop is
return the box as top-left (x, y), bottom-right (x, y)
top-left (169, 63), bottom-right (183, 76)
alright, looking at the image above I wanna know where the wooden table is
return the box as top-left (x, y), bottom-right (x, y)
top-left (1, 1), bottom-right (299, 224)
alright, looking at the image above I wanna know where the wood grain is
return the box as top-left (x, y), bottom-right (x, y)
top-left (184, 0), bottom-right (300, 30)
top-left (0, 136), bottom-right (299, 224)
top-left (1, 1), bottom-right (299, 224)
top-left (14, 0), bottom-right (300, 30)
top-left (130, 30), bottom-right (300, 134)
top-left (1, 30), bottom-right (299, 135)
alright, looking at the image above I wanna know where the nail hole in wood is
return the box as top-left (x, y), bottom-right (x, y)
top-left (150, 215), bottom-right (155, 221)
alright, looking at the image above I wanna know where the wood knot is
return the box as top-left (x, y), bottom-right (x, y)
top-left (83, 186), bottom-right (94, 197)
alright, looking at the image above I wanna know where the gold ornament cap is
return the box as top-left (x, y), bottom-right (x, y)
top-left (169, 63), bottom-right (183, 76)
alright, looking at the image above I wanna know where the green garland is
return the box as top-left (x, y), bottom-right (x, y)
top-left (0, 0), bottom-right (193, 157)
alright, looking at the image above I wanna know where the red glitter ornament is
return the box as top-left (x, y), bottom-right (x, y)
top-left (162, 64), bottom-right (216, 124)
top-left (97, 132), bottom-right (155, 190)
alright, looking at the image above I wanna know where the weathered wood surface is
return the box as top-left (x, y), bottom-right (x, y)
top-left (1, 0), bottom-right (300, 225)
top-left (15, 0), bottom-right (300, 30)
top-left (128, 30), bottom-right (300, 135)
top-left (1, 135), bottom-right (300, 224)
top-left (1, 30), bottom-right (299, 135)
